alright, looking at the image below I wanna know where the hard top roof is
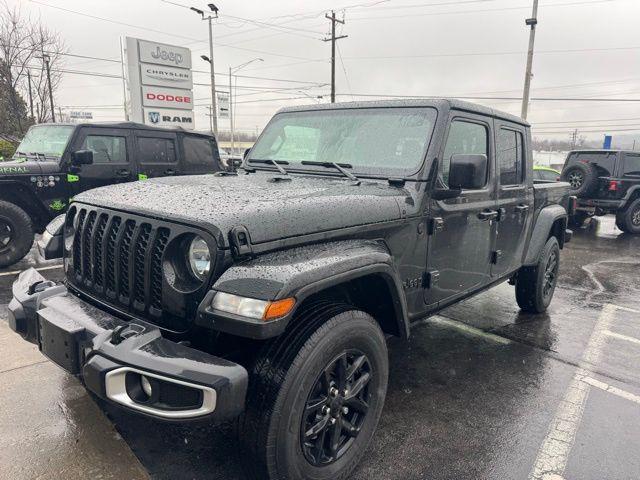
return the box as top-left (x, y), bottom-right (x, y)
top-left (32, 121), bottom-right (216, 138)
top-left (277, 98), bottom-right (529, 127)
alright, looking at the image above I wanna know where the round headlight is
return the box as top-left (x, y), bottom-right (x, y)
top-left (188, 236), bottom-right (211, 280)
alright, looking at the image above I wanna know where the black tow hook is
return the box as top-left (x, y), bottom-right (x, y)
top-left (110, 324), bottom-right (145, 345)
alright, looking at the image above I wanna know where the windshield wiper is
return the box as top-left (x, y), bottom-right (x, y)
top-left (250, 159), bottom-right (289, 175)
top-left (301, 161), bottom-right (360, 183)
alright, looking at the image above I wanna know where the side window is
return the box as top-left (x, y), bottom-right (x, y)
top-left (623, 154), bottom-right (640, 176)
top-left (183, 136), bottom-right (215, 166)
top-left (441, 120), bottom-right (488, 185)
top-left (497, 128), bottom-right (525, 186)
top-left (138, 137), bottom-right (176, 164)
top-left (81, 135), bottom-right (127, 163)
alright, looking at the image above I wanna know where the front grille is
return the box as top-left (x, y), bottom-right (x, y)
top-left (66, 205), bottom-right (199, 331)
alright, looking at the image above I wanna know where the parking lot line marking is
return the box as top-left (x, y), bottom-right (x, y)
top-left (582, 376), bottom-right (640, 406)
top-left (528, 304), bottom-right (617, 480)
top-left (427, 316), bottom-right (512, 345)
top-left (604, 330), bottom-right (640, 346)
top-left (0, 264), bottom-right (63, 277)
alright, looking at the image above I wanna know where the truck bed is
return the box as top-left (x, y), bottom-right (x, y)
top-left (534, 181), bottom-right (571, 212)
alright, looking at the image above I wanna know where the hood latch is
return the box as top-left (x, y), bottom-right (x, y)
top-left (229, 225), bottom-right (254, 258)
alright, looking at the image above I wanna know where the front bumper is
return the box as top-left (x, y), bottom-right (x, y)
top-left (6, 268), bottom-right (248, 422)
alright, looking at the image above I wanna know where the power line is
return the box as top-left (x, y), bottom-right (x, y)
top-left (335, 93), bottom-right (640, 102)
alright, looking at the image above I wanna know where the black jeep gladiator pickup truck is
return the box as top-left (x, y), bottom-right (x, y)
top-left (0, 121), bottom-right (222, 267)
top-left (7, 99), bottom-right (572, 480)
top-left (560, 149), bottom-right (640, 232)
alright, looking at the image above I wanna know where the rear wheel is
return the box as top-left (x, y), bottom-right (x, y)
top-left (515, 236), bottom-right (560, 313)
top-left (0, 200), bottom-right (34, 268)
top-left (237, 302), bottom-right (389, 480)
top-left (617, 198), bottom-right (640, 234)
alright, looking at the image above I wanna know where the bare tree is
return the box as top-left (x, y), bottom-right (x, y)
top-left (0, 2), bottom-right (65, 133)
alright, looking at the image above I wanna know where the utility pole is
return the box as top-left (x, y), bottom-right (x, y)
top-left (323, 11), bottom-right (347, 103)
top-left (119, 37), bottom-right (129, 121)
top-left (26, 70), bottom-right (34, 120)
top-left (520, 0), bottom-right (539, 120)
top-left (42, 54), bottom-right (55, 123)
top-left (192, 5), bottom-right (219, 135)
top-left (570, 129), bottom-right (578, 149)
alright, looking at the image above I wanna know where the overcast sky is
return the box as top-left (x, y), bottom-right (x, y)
top-left (10, 0), bottom-right (640, 143)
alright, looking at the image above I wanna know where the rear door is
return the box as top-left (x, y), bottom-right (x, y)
top-left (67, 127), bottom-right (136, 195)
top-left (180, 134), bottom-right (222, 175)
top-left (620, 152), bottom-right (640, 197)
top-left (425, 113), bottom-right (496, 307)
top-left (492, 122), bottom-right (534, 277)
top-left (134, 131), bottom-right (180, 179)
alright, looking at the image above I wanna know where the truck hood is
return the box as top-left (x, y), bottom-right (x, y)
top-left (0, 159), bottom-right (61, 176)
top-left (75, 172), bottom-right (414, 247)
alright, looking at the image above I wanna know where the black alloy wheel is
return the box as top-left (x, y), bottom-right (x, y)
top-left (301, 350), bottom-right (372, 466)
top-left (567, 170), bottom-right (584, 189)
top-left (542, 248), bottom-right (559, 301)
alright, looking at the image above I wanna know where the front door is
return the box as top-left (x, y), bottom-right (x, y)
top-left (67, 127), bottom-right (137, 196)
top-left (492, 122), bottom-right (534, 277)
top-left (425, 114), bottom-right (497, 307)
top-left (134, 132), bottom-right (180, 179)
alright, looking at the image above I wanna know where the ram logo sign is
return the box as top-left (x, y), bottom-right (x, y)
top-left (144, 108), bottom-right (194, 127)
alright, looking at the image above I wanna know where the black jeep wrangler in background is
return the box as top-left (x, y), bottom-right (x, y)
top-left (560, 149), bottom-right (640, 232)
top-left (7, 99), bottom-right (571, 480)
top-left (0, 122), bottom-right (222, 267)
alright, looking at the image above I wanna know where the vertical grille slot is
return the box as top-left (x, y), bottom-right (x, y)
top-left (150, 228), bottom-right (170, 311)
top-left (105, 216), bottom-right (121, 295)
top-left (133, 223), bottom-right (152, 307)
top-left (93, 214), bottom-right (109, 289)
top-left (81, 211), bottom-right (97, 283)
top-left (118, 220), bottom-right (136, 301)
top-left (73, 209), bottom-right (86, 276)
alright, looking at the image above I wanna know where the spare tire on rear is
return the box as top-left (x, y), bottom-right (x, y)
top-left (560, 162), bottom-right (598, 197)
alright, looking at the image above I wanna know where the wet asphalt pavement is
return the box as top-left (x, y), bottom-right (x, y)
top-left (1, 216), bottom-right (639, 480)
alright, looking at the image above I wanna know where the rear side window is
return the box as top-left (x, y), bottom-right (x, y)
top-left (623, 154), bottom-right (640, 176)
top-left (441, 120), bottom-right (488, 185)
top-left (138, 137), bottom-right (176, 163)
top-left (183, 136), bottom-right (216, 166)
top-left (497, 128), bottom-right (525, 185)
top-left (566, 152), bottom-right (617, 176)
top-left (82, 135), bottom-right (127, 163)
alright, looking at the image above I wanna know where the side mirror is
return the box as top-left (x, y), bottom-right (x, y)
top-left (71, 149), bottom-right (93, 166)
top-left (448, 154), bottom-right (487, 190)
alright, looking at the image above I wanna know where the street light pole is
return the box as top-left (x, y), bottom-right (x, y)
top-left (521, 0), bottom-right (539, 120)
top-left (42, 54), bottom-right (55, 123)
top-left (207, 15), bottom-right (218, 136)
top-left (229, 58), bottom-right (263, 154)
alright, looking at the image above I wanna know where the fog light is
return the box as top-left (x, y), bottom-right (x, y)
top-left (141, 375), bottom-right (153, 398)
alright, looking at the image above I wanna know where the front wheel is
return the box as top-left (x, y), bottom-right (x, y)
top-left (0, 200), bottom-right (34, 268)
top-left (515, 236), bottom-right (560, 313)
top-left (237, 303), bottom-right (389, 480)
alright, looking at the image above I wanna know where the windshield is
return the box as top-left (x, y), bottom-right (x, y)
top-left (248, 107), bottom-right (437, 175)
top-left (15, 125), bottom-right (74, 158)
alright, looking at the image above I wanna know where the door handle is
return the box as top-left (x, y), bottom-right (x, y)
top-left (164, 169), bottom-right (176, 175)
top-left (116, 169), bottom-right (130, 177)
top-left (478, 210), bottom-right (499, 221)
top-left (515, 204), bottom-right (530, 213)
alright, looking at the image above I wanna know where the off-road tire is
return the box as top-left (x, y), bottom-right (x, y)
top-left (0, 200), bottom-right (34, 268)
top-left (515, 236), bottom-right (560, 313)
top-left (561, 163), bottom-right (598, 198)
top-left (237, 302), bottom-right (389, 480)
top-left (617, 198), bottom-right (640, 234)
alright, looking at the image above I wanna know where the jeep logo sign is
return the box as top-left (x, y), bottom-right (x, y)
top-left (124, 37), bottom-right (195, 129)
top-left (142, 86), bottom-right (193, 110)
top-left (138, 40), bottom-right (192, 69)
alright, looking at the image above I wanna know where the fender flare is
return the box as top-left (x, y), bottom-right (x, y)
top-left (207, 239), bottom-right (410, 339)
top-left (523, 204), bottom-right (567, 266)
top-left (0, 180), bottom-right (51, 231)
top-left (621, 185), bottom-right (640, 208)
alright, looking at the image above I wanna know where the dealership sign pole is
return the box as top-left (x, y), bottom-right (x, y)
top-left (123, 37), bottom-right (195, 129)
